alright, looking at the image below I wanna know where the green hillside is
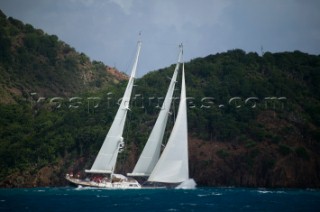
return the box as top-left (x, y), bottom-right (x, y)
top-left (1, 12), bottom-right (320, 188)
top-left (0, 10), bottom-right (125, 104)
top-left (134, 50), bottom-right (320, 187)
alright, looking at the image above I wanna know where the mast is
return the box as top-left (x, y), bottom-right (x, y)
top-left (127, 45), bottom-right (183, 177)
top-left (86, 41), bottom-right (142, 174)
top-left (148, 47), bottom-right (189, 183)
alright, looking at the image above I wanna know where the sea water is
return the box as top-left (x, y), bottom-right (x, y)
top-left (0, 187), bottom-right (319, 211)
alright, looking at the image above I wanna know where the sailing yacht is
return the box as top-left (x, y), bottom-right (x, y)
top-left (129, 45), bottom-right (196, 189)
top-left (127, 45), bottom-right (183, 178)
top-left (66, 41), bottom-right (142, 189)
top-left (66, 43), bottom-right (195, 189)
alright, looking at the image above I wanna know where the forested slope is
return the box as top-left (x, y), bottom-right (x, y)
top-left (136, 50), bottom-right (320, 187)
top-left (0, 10), bottom-right (125, 104)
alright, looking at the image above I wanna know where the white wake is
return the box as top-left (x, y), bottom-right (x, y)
top-left (175, 179), bottom-right (197, 189)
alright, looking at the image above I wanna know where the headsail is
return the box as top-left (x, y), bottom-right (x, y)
top-left (128, 45), bottom-right (183, 177)
top-left (86, 41), bottom-right (142, 174)
top-left (148, 61), bottom-right (189, 183)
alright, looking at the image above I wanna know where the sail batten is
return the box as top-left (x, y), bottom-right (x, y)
top-left (128, 46), bottom-right (183, 177)
top-left (86, 41), bottom-right (142, 174)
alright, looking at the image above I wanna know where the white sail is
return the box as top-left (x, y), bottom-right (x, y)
top-left (128, 45), bottom-right (183, 177)
top-left (86, 41), bottom-right (142, 174)
top-left (148, 62), bottom-right (189, 183)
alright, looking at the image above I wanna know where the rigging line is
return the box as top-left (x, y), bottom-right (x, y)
top-left (122, 40), bottom-right (142, 75)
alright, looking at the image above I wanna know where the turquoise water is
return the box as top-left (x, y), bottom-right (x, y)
top-left (1, 187), bottom-right (319, 211)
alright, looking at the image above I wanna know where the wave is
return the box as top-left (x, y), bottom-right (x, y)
top-left (197, 192), bottom-right (222, 197)
top-left (257, 190), bottom-right (286, 194)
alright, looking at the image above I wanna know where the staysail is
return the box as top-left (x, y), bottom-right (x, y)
top-left (148, 61), bottom-right (189, 183)
top-left (86, 41), bottom-right (142, 174)
top-left (128, 45), bottom-right (183, 177)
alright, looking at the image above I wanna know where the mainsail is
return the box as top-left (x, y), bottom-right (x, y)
top-left (86, 41), bottom-right (142, 174)
top-left (128, 45), bottom-right (183, 177)
top-left (148, 62), bottom-right (189, 183)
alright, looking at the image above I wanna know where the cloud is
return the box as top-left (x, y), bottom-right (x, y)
top-left (109, 0), bottom-right (133, 15)
top-left (150, 0), bottom-right (231, 30)
top-left (67, 0), bottom-right (96, 7)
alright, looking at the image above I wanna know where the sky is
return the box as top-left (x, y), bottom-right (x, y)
top-left (0, 0), bottom-right (320, 77)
